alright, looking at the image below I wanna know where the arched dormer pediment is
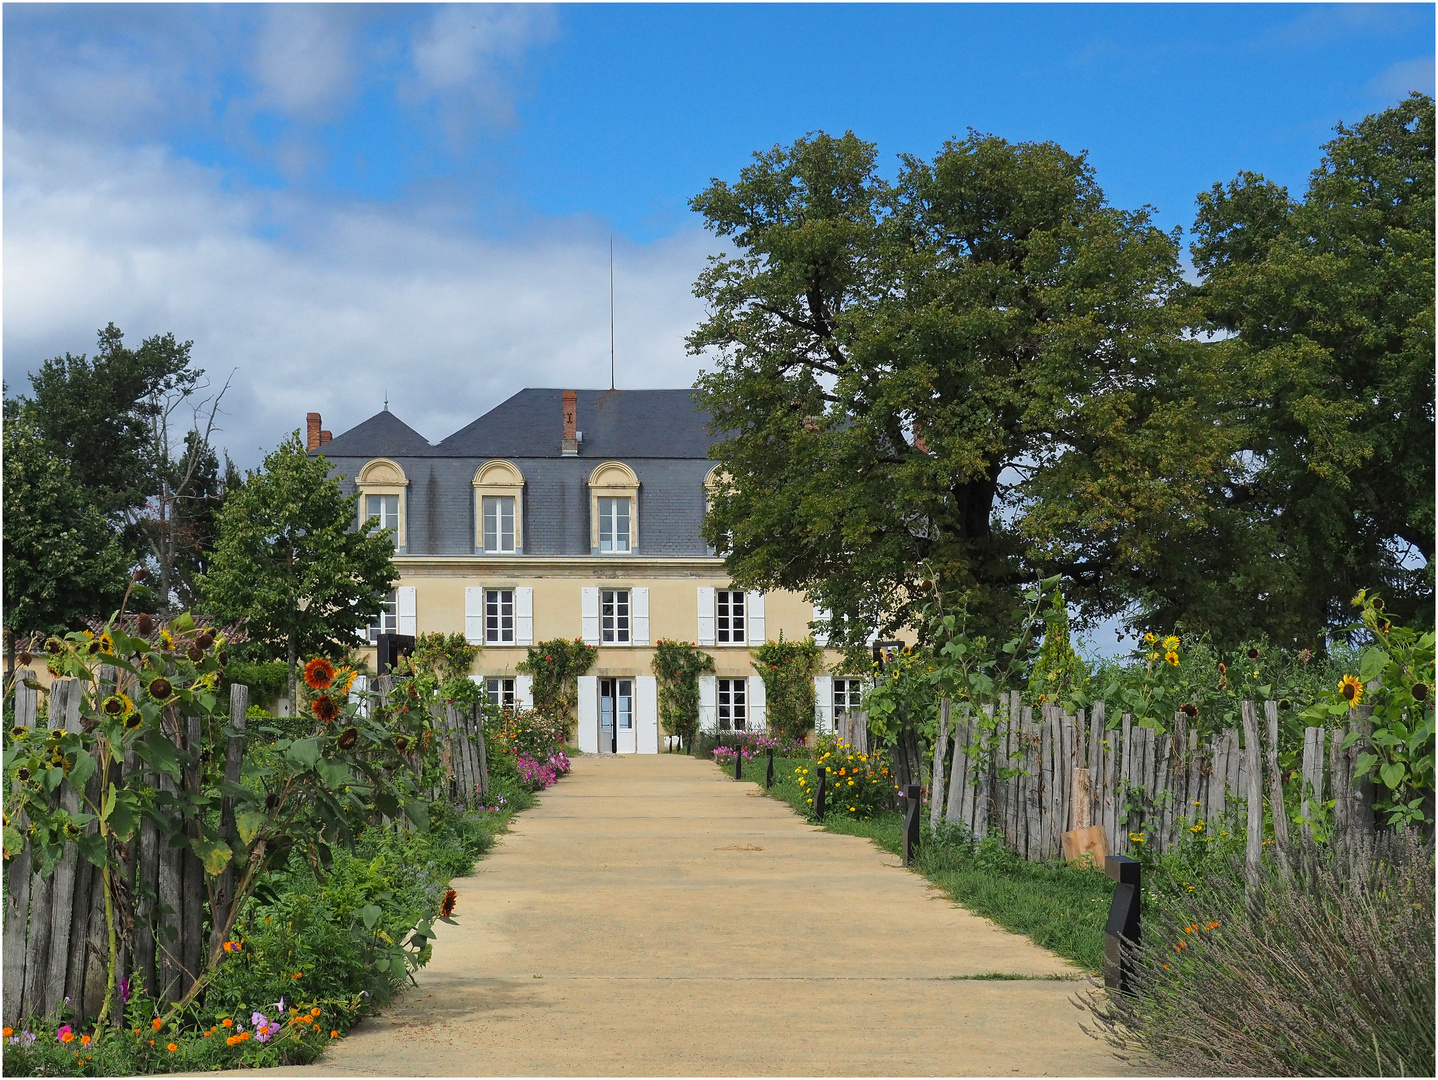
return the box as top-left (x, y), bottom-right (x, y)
top-left (473, 460), bottom-right (525, 554)
top-left (358, 458), bottom-right (409, 487)
top-left (588, 461), bottom-right (639, 489)
top-left (473, 459), bottom-right (525, 489)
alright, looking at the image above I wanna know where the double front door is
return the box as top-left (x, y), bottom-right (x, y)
top-left (599, 677), bottom-right (634, 754)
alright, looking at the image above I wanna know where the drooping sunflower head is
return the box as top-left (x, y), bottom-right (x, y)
top-left (337, 726), bottom-right (358, 751)
top-left (440, 888), bottom-right (458, 919)
top-left (1163, 636), bottom-right (1180, 652)
top-left (124, 711), bottom-right (143, 730)
top-left (304, 657), bottom-right (336, 691)
top-left (310, 695), bottom-right (339, 723)
top-left (332, 666), bottom-right (357, 697)
top-left (1339, 675), bottom-right (1363, 707)
top-left (1165, 651), bottom-right (1180, 667)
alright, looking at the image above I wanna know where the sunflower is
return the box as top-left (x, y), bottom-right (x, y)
top-left (147, 677), bottom-right (173, 700)
top-left (135, 613), bottom-right (154, 637)
top-left (1143, 632), bottom-right (1155, 644)
top-left (310, 696), bottom-right (339, 723)
top-left (1247, 647), bottom-right (1260, 660)
top-left (440, 888), bottom-right (458, 918)
top-left (337, 726), bottom-right (358, 750)
top-left (1413, 683), bottom-right (1430, 702)
top-left (1163, 636), bottom-right (1180, 651)
top-left (1338, 675), bottom-right (1363, 708)
top-left (304, 657), bottom-right (336, 690)
top-left (102, 693), bottom-right (134, 717)
top-left (1165, 651), bottom-right (1180, 667)
top-left (1180, 703), bottom-right (1198, 719)
top-left (394, 733), bottom-right (414, 756)
top-left (124, 712), bottom-right (143, 730)
top-left (332, 666), bottom-right (358, 697)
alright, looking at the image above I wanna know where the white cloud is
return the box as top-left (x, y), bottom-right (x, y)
top-left (251, 5), bottom-right (358, 120)
top-left (3, 130), bottom-right (713, 470)
top-left (1367, 56), bottom-right (1437, 101)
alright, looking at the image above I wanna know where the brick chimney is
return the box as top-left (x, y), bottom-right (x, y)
top-left (561, 390), bottom-right (579, 456)
top-left (307, 412), bottom-right (322, 451)
top-left (319, 430), bottom-right (333, 446)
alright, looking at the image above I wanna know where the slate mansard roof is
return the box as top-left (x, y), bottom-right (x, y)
top-left (315, 389), bottom-right (721, 557)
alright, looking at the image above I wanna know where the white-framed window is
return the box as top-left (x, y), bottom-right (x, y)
top-left (601, 589), bottom-right (630, 644)
top-left (482, 496), bottom-right (517, 553)
top-left (834, 679), bottom-right (864, 720)
top-left (718, 678), bottom-right (747, 731)
top-left (485, 677), bottom-right (515, 709)
top-left (368, 590), bottom-right (398, 643)
top-left (485, 589), bottom-right (515, 644)
top-left (365, 494), bottom-right (400, 549)
top-left (716, 590), bottom-right (746, 644)
top-left (598, 496), bottom-right (631, 553)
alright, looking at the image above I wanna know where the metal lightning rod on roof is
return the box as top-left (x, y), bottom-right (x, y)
top-left (610, 235), bottom-right (616, 391)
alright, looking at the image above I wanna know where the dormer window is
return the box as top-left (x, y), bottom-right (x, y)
top-left (356, 459), bottom-right (408, 553)
top-left (588, 462), bottom-right (639, 555)
top-left (472, 460), bottom-right (525, 555)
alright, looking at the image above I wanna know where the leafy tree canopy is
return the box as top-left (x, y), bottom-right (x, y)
top-left (1184, 92), bottom-right (1434, 644)
top-left (200, 432), bottom-right (397, 706)
top-left (691, 130), bottom-right (1226, 645)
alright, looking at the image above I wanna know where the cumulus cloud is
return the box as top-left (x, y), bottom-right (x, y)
top-left (250, 5), bottom-right (359, 120)
top-left (3, 130), bottom-right (713, 469)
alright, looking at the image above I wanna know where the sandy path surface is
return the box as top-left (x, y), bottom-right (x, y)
top-left (263, 753), bottom-right (1126, 1076)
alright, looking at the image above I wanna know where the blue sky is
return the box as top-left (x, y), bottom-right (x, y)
top-left (6, 2), bottom-right (1434, 473)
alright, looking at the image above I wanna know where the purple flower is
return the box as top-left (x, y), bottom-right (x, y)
top-left (120, 977), bottom-right (131, 1003)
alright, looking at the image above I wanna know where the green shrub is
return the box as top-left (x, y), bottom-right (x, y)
top-left (652, 639), bottom-right (714, 749)
top-left (752, 636), bottom-right (822, 742)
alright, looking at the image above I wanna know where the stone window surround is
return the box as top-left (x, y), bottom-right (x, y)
top-left (357, 459), bottom-right (409, 553)
top-left (473, 460), bottom-right (526, 554)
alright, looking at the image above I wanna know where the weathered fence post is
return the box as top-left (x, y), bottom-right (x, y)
top-left (903, 784), bottom-right (921, 866)
top-left (1263, 700), bottom-right (1289, 855)
top-left (472, 702), bottom-right (490, 802)
top-left (1240, 701), bottom-right (1264, 884)
top-left (3, 679), bottom-right (40, 1025)
top-left (212, 684), bottom-right (247, 955)
top-left (930, 697), bottom-right (950, 834)
top-left (43, 679), bottom-right (83, 1016)
top-left (1103, 855), bottom-right (1141, 995)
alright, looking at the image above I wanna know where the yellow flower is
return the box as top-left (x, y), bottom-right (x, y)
top-left (1338, 674), bottom-right (1363, 708)
top-left (1163, 636), bottom-right (1180, 651)
top-left (1144, 632), bottom-right (1155, 644)
top-left (1165, 651), bottom-right (1180, 666)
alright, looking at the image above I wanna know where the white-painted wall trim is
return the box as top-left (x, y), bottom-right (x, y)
top-left (577, 675), bottom-right (599, 753)
top-left (632, 587), bottom-right (650, 646)
top-left (515, 587), bottom-right (534, 646)
top-left (636, 675), bottom-right (659, 754)
top-left (814, 674), bottom-right (834, 734)
top-left (581, 587), bottom-right (600, 646)
top-left (747, 591), bottom-right (766, 646)
top-left (464, 587), bottom-right (485, 645)
top-left (697, 586), bottom-right (715, 646)
top-left (698, 674), bottom-right (717, 732)
top-left (396, 587), bottom-right (417, 636)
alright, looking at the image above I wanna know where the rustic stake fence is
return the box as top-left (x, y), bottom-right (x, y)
top-left (930, 691), bottom-right (1381, 870)
top-left (3, 674), bottom-right (491, 1027)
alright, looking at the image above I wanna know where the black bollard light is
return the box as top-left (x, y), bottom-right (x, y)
top-left (903, 784), bottom-right (921, 866)
top-left (814, 766), bottom-right (827, 820)
top-left (1104, 855), bottom-right (1142, 994)
top-left (765, 748), bottom-right (775, 789)
top-left (734, 742), bottom-right (743, 780)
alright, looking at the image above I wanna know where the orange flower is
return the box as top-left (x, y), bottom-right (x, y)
top-left (61, 1031), bottom-right (75, 1043)
top-left (227, 1035), bottom-right (238, 1046)
top-left (167, 1043), bottom-right (178, 1053)
top-left (331, 1030), bottom-right (339, 1038)
top-left (441, 888), bottom-right (458, 918)
top-left (1, 1028), bottom-right (10, 1038)
top-left (152, 1017), bottom-right (164, 1031)
top-left (221, 1018), bottom-right (233, 1028)
top-left (311, 695), bottom-right (339, 723)
top-left (304, 657), bottom-right (336, 690)
top-left (80, 1035), bottom-right (91, 1046)
top-left (310, 1008), bottom-right (321, 1017)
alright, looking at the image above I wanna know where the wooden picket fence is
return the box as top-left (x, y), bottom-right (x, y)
top-left (927, 692), bottom-right (1381, 870)
top-left (3, 674), bottom-right (491, 1027)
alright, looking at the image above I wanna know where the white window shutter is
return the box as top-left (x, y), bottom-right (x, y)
top-left (516, 587), bottom-right (534, 646)
top-left (632, 587), bottom-right (650, 646)
top-left (748, 674), bottom-right (767, 731)
top-left (747, 591), bottom-right (766, 646)
top-left (636, 675), bottom-right (659, 753)
top-left (349, 674), bottom-right (370, 719)
top-left (464, 587), bottom-right (484, 645)
top-left (814, 674), bottom-right (833, 734)
top-left (396, 586), bottom-right (417, 636)
top-left (515, 674), bottom-right (534, 711)
top-left (697, 586), bottom-right (715, 646)
top-left (698, 674), bottom-right (717, 733)
top-left (577, 675), bottom-right (598, 753)
top-left (812, 605), bottom-right (831, 647)
top-left (581, 587), bottom-right (600, 646)
top-left (866, 623), bottom-right (880, 646)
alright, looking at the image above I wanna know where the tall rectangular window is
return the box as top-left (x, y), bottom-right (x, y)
top-left (482, 495), bottom-right (516, 553)
top-left (600, 589), bottom-right (630, 644)
top-left (717, 678), bottom-right (747, 731)
top-left (717, 590), bottom-right (746, 644)
top-left (366, 494), bottom-right (400, 549)
top-left (598, 497), bottom-right (631, 553)
top-left (834, 679), bottom-right (864, 721)
top-left (368, 590), bottom-right (398, 643)
top-left (485, 589), bottom-right (515, 644)
top-left (485, 677), bottom-right (515, 709)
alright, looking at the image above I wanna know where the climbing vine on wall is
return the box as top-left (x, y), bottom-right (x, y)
top-left (651, 639), bottom-right (715, 749)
